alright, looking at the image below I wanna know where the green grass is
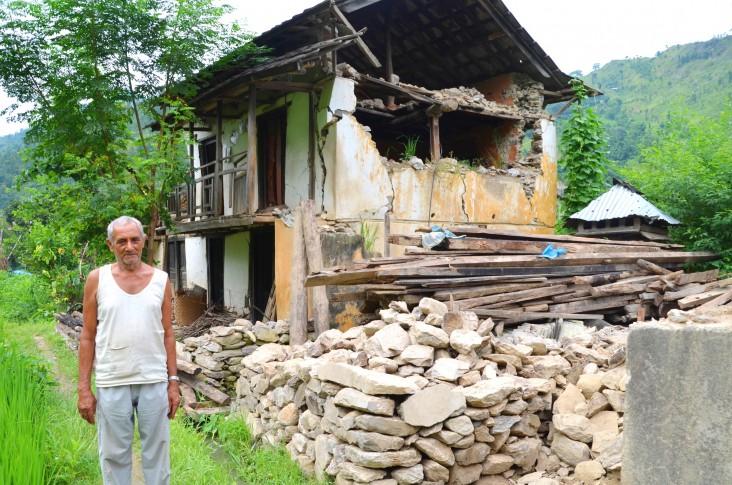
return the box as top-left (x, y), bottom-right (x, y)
top-left (0, 331), bottom-right (51, 484)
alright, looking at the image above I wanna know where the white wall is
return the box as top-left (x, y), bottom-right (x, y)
top-left (224, 231), bottom-right (249, 313)
top-left (185, 237), bottom-right (208, 290)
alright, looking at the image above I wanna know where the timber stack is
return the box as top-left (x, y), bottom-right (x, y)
top-left (306, 227), bottom-right (725, 326)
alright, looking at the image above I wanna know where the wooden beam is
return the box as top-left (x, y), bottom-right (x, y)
top-left (471, 309), bottom-right (603, 322)
top-left (179, 373), bottom-right (230, 405)
top-left (254, 80), bottom-right (316, 92)
top-left (247, 84), bottom-right (257, 214)
top-left (289, 206), bottom-right (308, 345)
top-left (301, 200), bottom-right (329, 337)
top-left (429, 114), bottom-right (441, 161)
top-left (384, 5), bottom-right (395, 107)
top-left (330, 3), bottom-right (381, 68)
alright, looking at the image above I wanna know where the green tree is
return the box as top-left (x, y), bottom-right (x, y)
top-left (0, 0), bottom-right (265, 308)
top-left (557, 79), bottom-right (610, 224)
top-left (622, 103), bottom-right (732, 268)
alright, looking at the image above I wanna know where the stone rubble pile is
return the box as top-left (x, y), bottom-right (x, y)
top-left (179, 318), bottom-right (304, 393)
top-left (234, 298), bottom-right (628, 485)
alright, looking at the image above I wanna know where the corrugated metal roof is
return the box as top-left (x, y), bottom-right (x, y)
top-left (567, 183), bottom-right (681, 225)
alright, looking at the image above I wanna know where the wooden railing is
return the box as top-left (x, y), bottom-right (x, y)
top-left (167, 151), bottom-right (248, 222)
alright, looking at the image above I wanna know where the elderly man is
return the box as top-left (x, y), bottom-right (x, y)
top-left (78, 216), bottom-right (179, 484)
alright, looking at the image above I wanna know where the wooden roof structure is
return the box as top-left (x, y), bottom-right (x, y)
top-left (255, 0), bottom-right (574, 98)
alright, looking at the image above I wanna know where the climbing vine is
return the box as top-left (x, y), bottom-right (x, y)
top-left (557, 79), bottom-right (609, 226)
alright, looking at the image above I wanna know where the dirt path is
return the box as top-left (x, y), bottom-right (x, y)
top-left (34, 335), bottom-right (145, 485)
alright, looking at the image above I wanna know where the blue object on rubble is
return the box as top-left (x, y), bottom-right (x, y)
top-left (421, 225), bottom-right (466, 249)
top-left (541, 244), bottom-right (567, 259)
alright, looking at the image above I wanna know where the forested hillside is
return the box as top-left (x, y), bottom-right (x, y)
top-left (572, 34), bottom-right (732, 163)
top-left (0, 131), bottom-right (24, 211)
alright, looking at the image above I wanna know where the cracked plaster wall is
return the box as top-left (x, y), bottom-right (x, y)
top-left (323, 77), bottom-right (558, 255)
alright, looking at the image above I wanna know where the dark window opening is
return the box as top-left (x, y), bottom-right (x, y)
top-left (249, 227), bottom-right (275, 322)
top-left (207, 237), bottom-right (225, 308)
top-left (257, 108), bottom-right (287, 209)
top-left (166, 239), bottom-right (186, 293)
top-left (353, 106), bottom-right (517, 168)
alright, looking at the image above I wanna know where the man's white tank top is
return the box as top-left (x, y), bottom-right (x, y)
top-left (95, 264), bottom-right (169, 387)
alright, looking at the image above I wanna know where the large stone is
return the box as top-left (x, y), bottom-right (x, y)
top-left (400, 382), bottom-right (466, 427)
top-left (454, 442), bottom-right (491, 466)
top-left (551, 433), bottom-right (591, 466)
top-left (334, 388), bottom-right (395, 416)
top-left (414, 437), bottom-right (456, 467)
top-left (277, 403), bottom-right (300, 426)
top-left (419, 297), bottom-right (448, 317)
top-left (575, 460), bottom-right (605, 482)
top-left (448, 464), bottom-right (483, 485)
top-left (501, 437), bottom-right (541, 469)
top-left (343, 430), bottom-right (405, 452)
top-left (409, 322), bottom-right (450, 348)
top-left (317, 363), bottom-right (420, 395)
top-left (482, 453), bottom-right (514, 474)
top-left (602, 389), bottom-right (626, 413)
top-left (355, 414), bottom-right (418, 437)
top-left (528, 354), bottom-right (571, 378)
top-left (246, 343), bottom-right (287, 366)
top-left (553, 384), bottom-right (587, 416)
top-left (458, 376), bottom-right (521, 407)
top-left (450, 329), bottom-right (484, 354)
top-left (422, 459), bottom-right (450, 482)
top-left (400, 344), bottom-right (435, 367)
top-left (253, 323), bottom-right (278, 343)
top-left (444, 415), bottom-right (474, 436)
top-left (344, 445), bottom-right (421, 469)
top-left (337, 462), bottom-right (387, 482)
top-left (576, 373), bottom-right (604, 399)
top-left (365, 323), bottom-right (412, 357)
top-left (425, 358), bottom-right (470, 381)
top-left (552, 413), bottom-right (594, 443)
top-left (598, 433), bottom-right (623, 471)
top-left (392, 464), bottom-right (424, 485)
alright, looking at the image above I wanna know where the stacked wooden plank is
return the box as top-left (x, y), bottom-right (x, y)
top-left (305, 227), bottom-right (725, 325)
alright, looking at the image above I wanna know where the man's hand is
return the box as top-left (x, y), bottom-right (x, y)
top-left (78, 389), bottom-right (97, 424)
top-left (167, 381), bottom-right (181, 419)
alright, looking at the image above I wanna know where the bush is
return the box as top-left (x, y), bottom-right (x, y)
top-left (0, 271), bottom-right (55, 320)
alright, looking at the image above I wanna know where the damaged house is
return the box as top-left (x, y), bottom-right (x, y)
top-left (157, 0), bottom-right (578, 326)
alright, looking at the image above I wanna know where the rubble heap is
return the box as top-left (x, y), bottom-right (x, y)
top-left (236, 298), bottom-right (627, 485)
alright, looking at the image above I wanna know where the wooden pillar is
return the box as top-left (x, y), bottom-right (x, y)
top-left (289, 206), bottom-right (308, 345)
top-left (308, 90), bottom-right (316, 200)
top-left (247, 85), bottom-right (258, 214)
top-left (301, 199), bottom-right (329, 336)
top-left (429, 114), bottom-right (441, 161)
top-left (384, 211), bottom-right (391, 257)
top-left (215, 101), bottom-right (223, 216)
top-left (188, 122), bottom-right (196, 221)
top-left (385, 6), bottom-right (395, 108)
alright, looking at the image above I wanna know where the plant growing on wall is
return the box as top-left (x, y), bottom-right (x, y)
top-left (557, 79), bottom-right (610, 225)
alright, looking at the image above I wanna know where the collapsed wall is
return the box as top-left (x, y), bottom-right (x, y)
top-left (231, 299), bottom-right (627, 485)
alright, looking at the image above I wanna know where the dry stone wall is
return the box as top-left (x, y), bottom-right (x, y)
top-left (233, 299), bottom-right (628, 485)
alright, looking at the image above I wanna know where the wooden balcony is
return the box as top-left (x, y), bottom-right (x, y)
top-left (167, 150), bottom-right (248, 222)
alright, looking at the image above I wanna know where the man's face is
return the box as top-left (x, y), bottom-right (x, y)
top-left (107, 222), bottom-right (145, 267)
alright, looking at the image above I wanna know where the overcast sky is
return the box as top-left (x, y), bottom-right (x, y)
top-left (1, 0), bottom-right (730, 136)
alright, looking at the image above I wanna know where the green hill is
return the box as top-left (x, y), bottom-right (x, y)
top-left (572, 34), bottom-right (732, 164)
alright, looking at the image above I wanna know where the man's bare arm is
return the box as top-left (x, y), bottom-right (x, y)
top-left (78, 268), bottom-right (99, 425)
top-left (161, 279), bottom-right (180, 419)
